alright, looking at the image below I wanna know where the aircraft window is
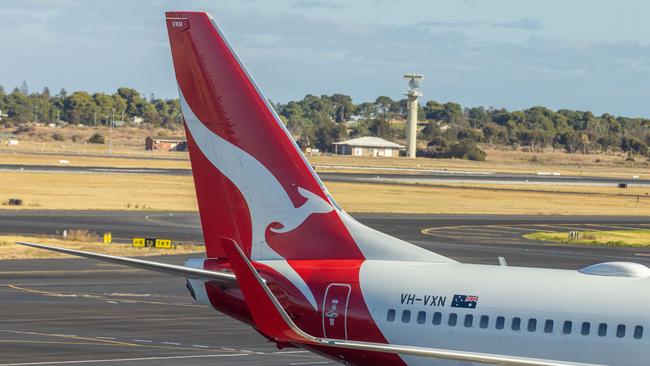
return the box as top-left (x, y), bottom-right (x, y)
top-left (616, 325), bottom-right (626, 338)
top-left (598, 323), bottom-right (607, 337)
top-left (387, 309), bottom-right (395, 322)
top-left (402, 310), bottom-right (411, 323)
top-left (563, 321), bottom-right (573, 334)
top-left (527, 319), bottom-right (537, 332)
top-left (480, 315), bottom-right (489, 329)
top-left (448, 313), bottom-right (458, 327)
top-left (544, 320), bottom-right (554, 333)
top-left (495, 316), bottom-right (505, 330)
top-left (432, 312), bottom-right (442, 325)
top-left (511, 317), bottom-right (521, 331)
top-left (417, 311), bottom-right (426, 324)
top-left (581, 322), bottom-right (591, 336)
top-left (464, 314), bottom-right (474, 328)
top-left (634, 326), bottom-right (644, 339)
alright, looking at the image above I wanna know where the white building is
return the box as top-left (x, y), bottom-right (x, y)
top-left (332, 136), bottom-right (404, 157)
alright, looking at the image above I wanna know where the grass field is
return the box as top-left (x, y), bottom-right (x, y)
top-left (1, 148), bottom-right (649, 180)
top-left (310, 149), bottom-right (650, 180)
top-left (524, 230), bottom-right (650, 247)
top-left (2, 171), bottom-right (649, 215)
top-left (3, 124), bottom-right (650, 179)
top-left (0, 171), bottom-right (198, 211)
top-left (0, 235), bottom-right (205, 260)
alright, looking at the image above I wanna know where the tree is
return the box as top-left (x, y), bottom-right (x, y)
top-left (374, 96), bottom-right (394, 123)
top-left (328, 94), bottom-right (356, 123)
top-left (5, 88), bottom-right (33, 122)
top-left (63, 91), bottom-right (95, 124)
top-left (117, 87), bottom-right (145, 117)
top-left (621, 137), bottom-right (648, 156)
top-left (20, 81), bottom-right (29, 95)
top-left (87, 133), bottom-right (105, 144)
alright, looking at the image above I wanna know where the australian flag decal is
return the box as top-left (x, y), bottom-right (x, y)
top-left (451, 295), bottom-right (479, 309)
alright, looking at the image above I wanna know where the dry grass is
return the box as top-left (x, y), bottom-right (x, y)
top-left (0, 235), bottom-right (205, 260)
top-left (0, 171), bottom-right (198, 211)
top-left (310, 148), bottom-right (650, 180)
top-left (2, 124), bottom-right (649, 180)
top-left (2, 171), bottom-right (649, 215)
top-left (524, 230), bottom-right (650, 247)
top-left (0, 152), bottom-right (190, 169)
top-left (1, 125), bottom-right (186, 157)
top-left (326, 182), bottom-right (650, 215)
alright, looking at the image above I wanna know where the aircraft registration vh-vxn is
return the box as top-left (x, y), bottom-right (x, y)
top-left (18, 11), bottom-right (649, 366)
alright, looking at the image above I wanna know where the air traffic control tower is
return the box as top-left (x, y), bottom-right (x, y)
top-left (404, 74), bottom-right (423, 158)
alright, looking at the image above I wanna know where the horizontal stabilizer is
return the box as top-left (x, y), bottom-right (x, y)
top-left (15, 242), bottom-right (236, 282)
top-left (223, 239), bottom-right (601, 366)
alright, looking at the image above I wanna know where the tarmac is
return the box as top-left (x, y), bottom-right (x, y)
top-left (1, 211), bottom-right (650, 365)
top-left (2, 163), bottom-right (649, 186)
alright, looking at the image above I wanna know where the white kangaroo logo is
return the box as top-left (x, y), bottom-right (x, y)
top-left (180, 91), bottom-right (331, 309)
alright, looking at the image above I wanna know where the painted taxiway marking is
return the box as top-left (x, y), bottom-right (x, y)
top-left (0, 330), bottom-right (138, 347)
top-left (582, 223), bottom-right (642, 231)
top-left (0, 330), bottom-right (234, 353)
top-left (0, 353), bottom-right (252, 366)
top-left (6, 284), bottom-right (204, 308)
top-left (273, 350), bottom-right (310, 354)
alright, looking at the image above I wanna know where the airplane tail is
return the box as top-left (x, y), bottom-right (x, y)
top-left (165, 11), bottom-right (453, 264)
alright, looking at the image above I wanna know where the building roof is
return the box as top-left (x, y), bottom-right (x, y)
top-left (332, 136), bottom-right (404, 149)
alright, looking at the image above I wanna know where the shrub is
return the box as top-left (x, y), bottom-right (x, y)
top-left (87, 133), bottom-right (105, 144)
top-left (52, 132), bottom-right (65, 141)
top-left (64, 229), bottom-right (98, 242)
top-left (418, 140), bottom-right (486, 161)
top-left (71, 134), bottom-right (82, 143)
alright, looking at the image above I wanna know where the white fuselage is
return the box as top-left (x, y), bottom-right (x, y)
top-left (360, 261), bottom-right (650, 366)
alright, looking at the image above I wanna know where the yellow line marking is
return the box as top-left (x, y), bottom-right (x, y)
top-left (531, 224), bottom-right (585, 231)
top-left (481, 225), bottom-right (539, 232)
top-left (582, 223), bottom-right (643, 231)
top-left (0, 330), bottom-right (232, 353)
top-left (0, 269), bottom-right (141, 276)
top-left (0, 340), bottom-right (124, 346)
top-left (439, 230), bottom-right (504, 237)
top-left (0, 330), bottom-right (138, 347)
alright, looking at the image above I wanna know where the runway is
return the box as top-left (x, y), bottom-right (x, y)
top-left (2, 163), bottom-right (649, 187)
top-left (2, 211), bottom-right (650, 365)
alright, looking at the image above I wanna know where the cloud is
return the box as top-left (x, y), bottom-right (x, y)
top-left (417, 18), bottom-right (544, 31)
top-left (495, 18), bottom-right (543, 30)
top-left (292, 0), bottom-right (343, 9)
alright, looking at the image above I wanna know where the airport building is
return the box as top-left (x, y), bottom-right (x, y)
top-left (145, 136), bottom-right (188, 151)
top-left (332, 136), bottom-right (404, 157)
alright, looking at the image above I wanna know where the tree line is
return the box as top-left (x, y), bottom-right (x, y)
top-left (0, 82), bottom-right (180, 128)
top-left (273, 95), bottom-right (650, 159)
top-left (2, 83), bottom-right (650, 159)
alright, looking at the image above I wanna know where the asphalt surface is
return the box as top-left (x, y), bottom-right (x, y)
top-left (3, 163), bottom-right (649, 186)
top-left (2, 211), bottom-right (650, 365)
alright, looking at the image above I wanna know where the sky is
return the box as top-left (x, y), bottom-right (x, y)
top-left (1, 0), bottom-right (650, 116)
